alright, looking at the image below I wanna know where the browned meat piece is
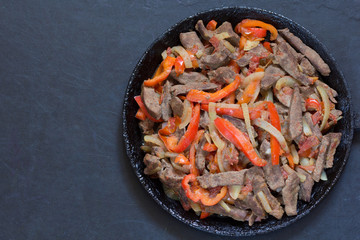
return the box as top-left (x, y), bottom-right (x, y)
top-left (161, 81), bottom-right (172, 121)
top-left (300, 57), bottom-right (317, 76)
top-left (170, 96), bottom-right (183, 117)
top-left (261, 65), bottom-right (286, 90)
top-left (296, 167), bottom-right (314, 202)
top-left (299, 85), bottom-right (316, 99)
top-left (207, 66), bottom-right (236, 84)
top-left (279, 28), bottom-right (331, 76)
top-left (199, 111), bottom-right (210, 129)
top-left (141, 84), bottom-right (161, 120)
top-left (316, 81), bottom-right (338, 103)
top-left (171, 82), bottom-right (218, 96)
top-left (274, 42), bottom-right (311, 85)
top-left (235, 193), bottom-right (266, 219)
top-left (205, 203), bottom-right (249, 222)
top-left (138, 118), bottom-right (154, 135)
top-left (245, 166), bottom-right (265, 181)
top-left (196, 170), bottom-right (247, 188)
top-left (274, 102), bottom-right (289, 115)
top-left (195, 137), bottom-right (207, 173)
top-left (252, 175), bottom-right (284, 219)
top-left (143, 154), bottom-right (161, 175)
top-left (304, 112), bottom-right (323, 140)
top-left (151, 146), bottom-right (165, 158)
top-left (281, 167), bottom-right (300, 216)
top-left (179, 31), bottom-right (205, 52)
top-left (324, 132), bottom-right (342, 168)
top-left (275, 86), bottom-right (294, 107)
top-left (169, 70), bottom-right (209, 84)
top-left (222, 143), bottom-right (239, 171)
top-left (312, 135), bottom-right (330, 182)
top-left (214, 21), bottom-right (240, 47)
top-left (289, 87), bottom-right (303, 140)
top-left (275, 35), bottom-right (303, 62)
top-left (260, 139), bottom-right (285, 191)
top-left (236, 44), bottom-right (269, 67)
top-left (195, 20), bottom-right (213, 41)
top-left (200, 40), bottom-right (231, 69)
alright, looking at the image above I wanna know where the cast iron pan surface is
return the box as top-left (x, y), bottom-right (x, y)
top-left (123, 7), bottom-right (354, 236)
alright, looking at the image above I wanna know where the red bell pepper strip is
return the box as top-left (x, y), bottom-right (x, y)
top-left (214, 117), bottom-right (267, 167)
top-left (134, 96), bottom-right (163, 122)
top-left (201, 103), bottom-right (264, 119)
top-left (237, 72), bottom-right (262, 104)
top-left (174, 56), bottom-right (185, 76)
top-left (181, 174), bottom-right (227, 206)
top-left (200, 211), bottom-right (210, 219)
top-left (235, 19), bottom-right (278, 41)
top-left (135, 108), bottom-right (146, 121)
top-left (206, 20), bottom-right (217, 31)
top-left (186, 75), bottom-right (241, 103)
top-left (158, 117), bottom-right (177, 135)
top-left (244, 27), bottom-right (267, 38)
top-left (266, 101), bottom-right (281, 165)
top-left (159, 104), bottom-right (200, 153)
top-left (144, 56), bottom-right (176, 87)
top-left (203, 143), bottom-right (218, 152)
top-left (174, 154), bottom-right (190, 165)
top-left (239, 36), bottom-right (247, 50)
top-left (263, 41), bottom-right (273, 53)
top-left (227, 60), bottom-right (240, 74)
top-left (305, 98), bottom-right (322, 112)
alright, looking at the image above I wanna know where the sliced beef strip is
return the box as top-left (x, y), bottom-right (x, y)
top-left (161, 81), bottom-right (172, 121)
top-left (197, 170), bottom-right (248, 188)
top-left (312, 135), bottom-right (331, 182)
top-left (141, 84), bottom-right (162, 120)
top-left (275, 35), bottom-right (304, 62)
top-left (281, 168), bottom-right (300, 216)
top-left (251, 174), bottom-right (284, 219)
top-left (171, 82), bottom-right (218, 96)
top-left (169, 70), bottom-right (209, 84)
top-left (289, 87), bottom-right (303, 140)
top-left (222, 143), bottom-right (240, 171)
top-left (274, 41), bottom-right (311, 85)
top-left (143, 154), bottom-right (162, 175)
top-left (200, 40), bottom-right (231, 69)
top-left (279, 28), bottom-right (331, 76)
top-left (195, 20), bottom-right (214, 41)
top-left (214, 21), bottom-right (240, 47)
top-left (195, 137), bottom-right (207, 173)
top-left (235, 193), bottom-right (266, 219)
top-left (299, 85), bottom-right (316, 100)
top-left (179, 31), bottom-right (205, 52)
top-left (274, 102), bottom-right (289, 115)
top-left (199, 111), bottom-right (210, 129)
top-left (170, 96), bottom-right (183, 117)
top-left (245, 166), bottom-right (265, 181)
top-left (324, 132), bottom-right (342, 168)
top-left (236, 44), bottom-right (269, 67)
top-left (275, 86), bottom-right (294, 107)
top-left (304, 112), bottom-right (323, 140)
top-left (204, 203), bottom-right (249, 222)
top-left (261, 65), bottom-right (286, 90)
top-left (316, 80), bottom-right (338, 103)
top-left (299, 57), bottom-right (317, 76)
top-left (260, 139), bottom-right (285, 191)
top-left (207, 66), bottom-right (236, 84)
top-left (296, 167), bottom-right (314, 202)
top-left (138, 118), bottom-right (154, 135)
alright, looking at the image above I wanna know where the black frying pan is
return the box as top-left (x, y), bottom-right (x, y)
top-left (122, 7), bottom-right (356, 236)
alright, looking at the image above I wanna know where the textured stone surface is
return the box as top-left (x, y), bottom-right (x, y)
top-left (0, 0), bottom-right (359, 239)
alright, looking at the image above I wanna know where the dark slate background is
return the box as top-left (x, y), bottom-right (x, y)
top-left (0, 0), bottom-right (359, 239)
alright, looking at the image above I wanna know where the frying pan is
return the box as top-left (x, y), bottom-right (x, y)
top-left (122, 7), bottom-right (356, 236)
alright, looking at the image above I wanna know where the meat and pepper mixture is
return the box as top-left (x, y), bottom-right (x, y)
top-left (134, 19), bottom-right (342, 225)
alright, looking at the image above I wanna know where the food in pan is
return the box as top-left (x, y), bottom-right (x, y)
top-left (134, 18), bottom-right (342, 225)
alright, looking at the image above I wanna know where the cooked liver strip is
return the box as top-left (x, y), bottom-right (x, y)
top-left (207, 66), bottom-right (236, 84)
top-left (324, 132), bottom-right (342, 168)
top-left (171, 82), bottom-right (218, 96)
top-left (170, 70), bottom-right (209, 84)
top-left (281, 167), bottom-right (300, 216)
top-left (197, 170), bottom-right (247, 188)
top-left (312, 135), bottom-right (330, 182)
top-left (161, 81), bottom-right (172, 121)
top-left (279, 28), bottom-right (331, 76)
top-left (141, 84), bottom-right (162, 120)
top-left (195, 20), bottom-right (213, 41)
top-left (289, 87), bottom-right (303, 140)
top-left (214, 21), bottom-right (240, 47)
top-left (296, 167), bottom-right (314, 202)
top-left (261, 65), bottom-right (286, 90)
top-left (179, 31), bottom-right (205, 52)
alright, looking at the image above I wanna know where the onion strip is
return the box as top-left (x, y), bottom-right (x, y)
top-left (253, 119), bottom-right (289, 153)
top-left (172, 46), bottom-right (193, 68)
top-left (290, 144), bottom-right (299, 165)
top-left (219, 200), bottom-right (231, 212)
top-left (257, 191), bottom-right (272, 213)
top-left (317, 85), bottom-right (330, 131)
top-left (144, 135), bottom-right (166, 148)
top-left (179, 99), bottom-right (192, 129)
top-left (275, 76), bottom-right (297, 90)
top-left (229, 185), bottom-right (242, 199)
top-left (241, 103), bottom-right (257, 147)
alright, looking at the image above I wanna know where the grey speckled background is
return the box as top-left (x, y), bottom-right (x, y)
top-left (0, 0), bottom-right (359, 239)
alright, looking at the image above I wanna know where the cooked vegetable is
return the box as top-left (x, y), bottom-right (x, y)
top-left (144, 56), bottom-right (176, 87)
top-left (317, 85), bottom-right (331, 131)
top-left (241, 103), bottom-right (257, 147)
top-left (235, 19), bottom-right (278, 41)
top-left (179, 99), bottom-right (192, 129)
top-left (172, 46), bottom-right (193, 68)
top-left (238, 72), bottom-right (264, 104)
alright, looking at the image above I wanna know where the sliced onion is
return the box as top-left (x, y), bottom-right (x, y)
top-left (241, 72), bottom-right (265, 88)
top-left (317, 85), bottom-right (330, 131)
top-left (161, 50), bottom-right (168, 60)
top-left (300, 157), bottom-right (310, 166)
top-left (241, 103), bottom-right (257, 147)
top-left (209, 102), bottom-right (226, 151)
top-left (172, 46), bottom-right (193, 68)
top-left (215, 32), bottom-right (231, 40)
top-left (223, 40), bottom-right (236, 53)
top-left (219, 200), bottom-right (231, 212)
top-left (302, 118), bottom-right (313, 136)
top-left (144, 135), bottom-right (165, 148)
top-left (309, 158), bottom-right (315, 165)
top-left (195, 49), bottom-right (204, 58)
top-left (309, 93), bottom-right (321, 102)
top-left (282, 164), bottom-right (293, 175)
top-left (204, 132), bottom-right (212, 144)
top-left (170, 160), bottom-right (189, 173)
top-left (253, 119), bottom-right (290, 153)
top-left (140, 145), bottom-right (152, 153)
top-left (209, 102), bottom-right (217, 121)
top-left (275, 76), bottom-right (297, 91)
top-left (290, 144), bottom-right (299, 165)
top-left (229, 185), bottom-right (242, 199)
top-left (244, 40), bottom-right (260, 51)
top-left (190, 201), bottom-right (202, 213)
top-left (216, 103), bottom-right (240, 109)
top-left (179, 99), bottom-right (192, 129)
top-left (257, 191), bottom-right (272, 213)
top-left (264, 89), bottom-right (273, 102)
top-left (320, 170), bottom-right (328, 181)
top-left (249, 83), bottom-right (261, 104)
top-left (163, 184), bottom-right (179, 200)
top-left (217, 149), bottom-right (225, 172)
